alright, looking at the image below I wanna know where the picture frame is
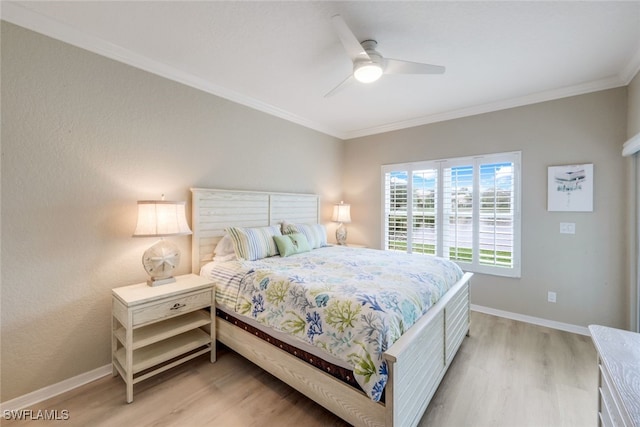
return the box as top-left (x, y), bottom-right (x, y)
top-left (547, 163), bottom-right (594, 212)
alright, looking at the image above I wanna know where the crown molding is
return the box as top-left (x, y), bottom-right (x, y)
top-left (0, 2), bottom-right (343, 139)
top-left (342, 75), bottom-right (626, 139)
top-left (2, 1), bottom-right (635, 142)
top-left (623, 132), bottom-right (640, 157)
top-left (621, 44), bottom-right (640, 85)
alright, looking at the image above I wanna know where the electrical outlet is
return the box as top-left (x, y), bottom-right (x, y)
top-left (547, 291), bottom-right (557, 303)
top-left (560, 222), bottom-right (576, 234)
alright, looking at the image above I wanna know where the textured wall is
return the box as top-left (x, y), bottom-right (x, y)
top-left (0, 22), bottom-right (343, 401)
top-left (343, 89), bottom-right (628, 329)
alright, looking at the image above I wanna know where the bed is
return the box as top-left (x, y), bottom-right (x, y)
top-left (191, 188), bottom-right (472, 427)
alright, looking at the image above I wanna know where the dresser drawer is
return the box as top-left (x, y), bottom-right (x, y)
top-left (599, 388), bottom-right (614, 427)
top-left (599, 363), bottom-right (625, 427)
top-left (132, 290), bottom-right (212, 326)
top-left (589, 325), bottom-right (640, 427)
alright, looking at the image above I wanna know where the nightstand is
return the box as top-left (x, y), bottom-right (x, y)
top-left (111, 274), bottom-right (215, 403)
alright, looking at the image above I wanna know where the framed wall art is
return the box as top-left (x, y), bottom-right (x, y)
top-left (547, 163), bottom-right (594, 212)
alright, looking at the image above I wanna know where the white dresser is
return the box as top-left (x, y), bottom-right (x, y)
top-left (589, 325), bottom-right (640, 427)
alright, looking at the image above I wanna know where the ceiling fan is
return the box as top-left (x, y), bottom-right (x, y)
top-left (326, 14), bottom-right (445, 97)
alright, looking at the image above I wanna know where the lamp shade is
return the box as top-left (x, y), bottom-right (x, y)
top-left (132, 200), bottom-right (192, 237)
top-left (331, 202), bottom-right (351, 224)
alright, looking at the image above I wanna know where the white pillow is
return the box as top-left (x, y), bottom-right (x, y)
top-left (213, 253), bottom-right (237, 263)
top-left (214, 234), bottom-right (235, 257)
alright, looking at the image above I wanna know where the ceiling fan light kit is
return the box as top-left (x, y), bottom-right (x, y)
top-left (354, 62), bottom-right (383, 83)
top-left (353, 40), bottom-right (384, 83)
top-left (327, 15), bottom-right (445, 96)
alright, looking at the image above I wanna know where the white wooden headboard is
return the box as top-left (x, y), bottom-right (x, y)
top-left (190, 188), bottom-right (321, 273)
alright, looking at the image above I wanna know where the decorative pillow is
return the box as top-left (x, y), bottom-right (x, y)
top-left (281, 221), bottom-right (299, 235)
top-left (225, 226), bottom-right (282, 261)
top-left (281, 222), bottom-right (327, 249)
top-left (273, 233), bottom-right (312, 257)
top-left (213, 234), bottom-right (235, 257)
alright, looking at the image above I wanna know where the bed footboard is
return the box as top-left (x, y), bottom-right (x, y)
top-left (215, 272), bottom-right (471, 427)
top-left (384, 272), bottom-right (472, 427)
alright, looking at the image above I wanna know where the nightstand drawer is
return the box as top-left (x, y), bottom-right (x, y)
top-left (133, 290), bottom-right (212, 327)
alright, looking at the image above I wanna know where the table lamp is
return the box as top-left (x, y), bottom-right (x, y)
top-left (332, 201), bottom-right (351, 245)
top-left (132, 196), bottom-right (192, 286)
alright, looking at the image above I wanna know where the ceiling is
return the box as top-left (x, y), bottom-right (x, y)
top-left (3, 1), bottom-right (640, 140)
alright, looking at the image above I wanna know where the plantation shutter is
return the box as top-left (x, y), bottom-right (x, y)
top-left (479, 161), bottom-right (516, 269)
top-left (411, 169), bottom-right (438, 255)
top-left (384, 171), bottom-right (409, 251)
top-left (381, 151), bottom-right (520, 278)
top-left (442, 164), bottom-right (474, 263)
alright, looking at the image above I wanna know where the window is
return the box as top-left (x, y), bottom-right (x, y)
top-left (382, 151), bottom-right (521, 277)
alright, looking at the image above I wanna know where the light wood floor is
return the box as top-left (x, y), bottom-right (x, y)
top-left (5, 312), bottom-right (597, 427)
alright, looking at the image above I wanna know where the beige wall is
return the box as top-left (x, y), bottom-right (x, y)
top-left (628, 70), bottom-right (640, 137)
top-left (343, 89), bottom-right (628, 330)
top-left (0, 23), bottom-right (343, 401)
top-left (627, 70), bottom-right (640, 331)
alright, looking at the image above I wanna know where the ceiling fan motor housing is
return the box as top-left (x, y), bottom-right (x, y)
top-left (360, 40), bottom-right (383, 63)
top-left (353, 40), bottom-right (384, 82)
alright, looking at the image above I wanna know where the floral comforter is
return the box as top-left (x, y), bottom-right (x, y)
top-left (203, 246), bottom-right (463, 401)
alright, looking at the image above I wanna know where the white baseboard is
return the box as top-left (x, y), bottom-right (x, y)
top-left (0, 305), bottom-right (589, 411)
top-left (471, 304), bottom-right (590, 336)
top-left (0, 364), bottom-right (112, 412)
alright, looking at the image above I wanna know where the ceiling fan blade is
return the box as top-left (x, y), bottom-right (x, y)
top-left (331, 15), bottom-right (370, 61)
top-left (384, 58), bottom-right (446, 75)
top-left (324, 74), bottom-right (354, 98)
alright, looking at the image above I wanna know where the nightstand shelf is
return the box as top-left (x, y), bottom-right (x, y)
top-left (112, 274), bottom-right (215, 403)
top-left (114, 310), bottom-right (211, 350)
top-left (114, 328), bottom-right (211, 374)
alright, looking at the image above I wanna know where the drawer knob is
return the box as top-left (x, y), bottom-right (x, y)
top-left (170, 302), bottom-right (186, 310)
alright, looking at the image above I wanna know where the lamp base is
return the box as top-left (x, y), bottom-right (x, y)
top-left (147, 276), bottom-right (176, 287)
top-left (141, 239), bottom-right (181, 287)
top-left (336, 223), bottom-right (348, 245)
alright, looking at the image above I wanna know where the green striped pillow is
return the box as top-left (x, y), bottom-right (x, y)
top-left (226, 226), bottom-right (282, 261)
